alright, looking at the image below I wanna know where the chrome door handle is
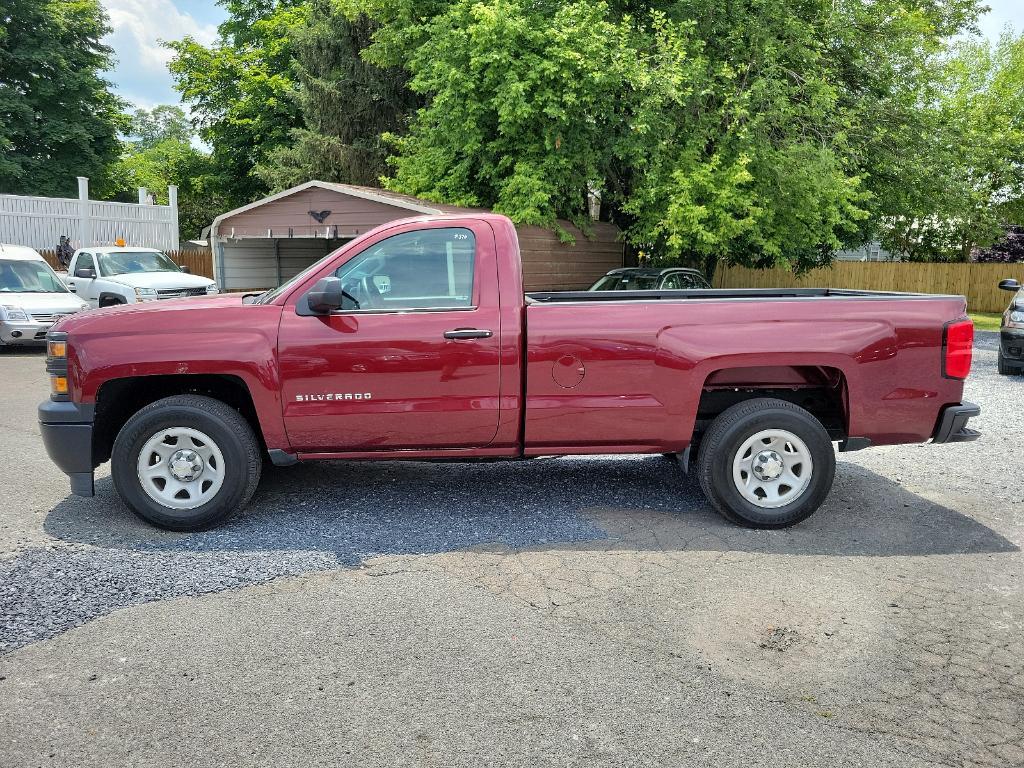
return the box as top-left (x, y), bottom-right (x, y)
top-left (443, 328), bottom-right (493, 340)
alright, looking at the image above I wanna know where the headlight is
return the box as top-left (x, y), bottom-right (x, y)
top-left (1010, 310), bottom-right (1024, 324)
top-left (134, 287), bottom-right (158, 300)
top-left (0, 304), bottom-right (30, 322)
top-left (205, 284), bottom-right (219, 294)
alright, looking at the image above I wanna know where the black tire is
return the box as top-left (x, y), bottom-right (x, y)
top-left (99, 294), bottom-right (125, 308)
top-left (696, 398), bottom-right (835, 529)
top-left (997, 351), bottom-right (1020, 376)
top-left (111, 395), bottom-right (262, 531)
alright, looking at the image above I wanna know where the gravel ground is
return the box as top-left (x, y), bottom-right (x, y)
top-left (0, 336), bottom-right (1021, 767)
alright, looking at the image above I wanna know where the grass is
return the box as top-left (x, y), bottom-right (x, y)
top-left (970, 312), bottom-right (1003, 332)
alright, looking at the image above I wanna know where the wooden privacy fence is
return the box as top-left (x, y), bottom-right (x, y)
top-left (714, 261), bottom-right (1024, 314)
top-left (38, 249), bottom-right (215, 280)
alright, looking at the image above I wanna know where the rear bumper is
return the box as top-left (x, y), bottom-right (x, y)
top-left (931, 401), bottom-right (981, 444)
top-left (38, 400), bottom-right (96, 496)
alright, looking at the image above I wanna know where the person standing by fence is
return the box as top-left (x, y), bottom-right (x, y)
top-left (55, 235), bottom-right (74, 269)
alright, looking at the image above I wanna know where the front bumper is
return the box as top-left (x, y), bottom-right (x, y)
top-left (1000, 327), bottom-right (1024, 362)
top-left (38, 400), bottom-right (96, 496)
top-left (931, 401), bottom-right (981, 444)
top-left (0, 319), bottom-right (53, 344)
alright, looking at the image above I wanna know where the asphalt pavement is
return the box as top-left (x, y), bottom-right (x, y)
top-left (0, 334), bottom-right (1020, 767)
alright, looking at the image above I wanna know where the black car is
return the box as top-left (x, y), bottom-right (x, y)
top-left (998, 278), bottom-right (1024, 375)
top-left (589, 267), bottom-right (711, 291)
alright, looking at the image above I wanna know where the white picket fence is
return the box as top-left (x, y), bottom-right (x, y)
top-left (0, 177), bottom-right (179, 252)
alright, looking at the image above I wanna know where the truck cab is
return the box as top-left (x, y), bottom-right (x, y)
top-left (66, 246), bottom-right (218, 307)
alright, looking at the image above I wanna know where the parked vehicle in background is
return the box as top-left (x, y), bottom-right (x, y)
top-left (64, 247), bottom-right (218, 307)
top-left (589, 267), bottom-right (711, 291)
top-left (39, 214), bottom-right (978, 533)
top-left (997, 278), bottom-right (1024, 375)
top-left (0, 244), bottom-right (89, 346)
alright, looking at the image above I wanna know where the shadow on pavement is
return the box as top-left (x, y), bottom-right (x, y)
top-left (2, 453), bottom-right (1014, 655)
top-left (43, 454), bottom-right (1018, 561)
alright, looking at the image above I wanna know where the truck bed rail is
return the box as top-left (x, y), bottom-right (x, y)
top-left (526, 288), bottom-right (960, 303)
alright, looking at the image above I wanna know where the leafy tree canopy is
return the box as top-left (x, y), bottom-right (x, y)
top-left (0, 0), bottom-right (126, 197)
top-left (877, 32), bottom-right (1024, 261)
top-left (166, 0), bottom-right (309, 208)
top-left (256, 2), bottom-right (420, 190)
top-left (168, 0), bottom-right (1021, 270)
top-left (128, 105), bottom-right (192, 150)
top-left (98, 106), bottom-right (226, 240)
top-left (350, 0), bottom-right (990, 272)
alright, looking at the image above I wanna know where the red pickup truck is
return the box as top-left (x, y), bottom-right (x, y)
top-left (39, 213), bottom-right (979, 531)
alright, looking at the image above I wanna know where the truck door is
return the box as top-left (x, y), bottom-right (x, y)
top-left (277, 221), bottom-right (502, 453)
top-left (67, 253), bottom-right (99, 306)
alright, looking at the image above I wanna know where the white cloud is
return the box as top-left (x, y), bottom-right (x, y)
top-left (100, 0), bottom-right (218, 110)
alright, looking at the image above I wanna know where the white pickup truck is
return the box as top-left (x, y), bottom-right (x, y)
top-left (65, 246), bottom-right (218, 307)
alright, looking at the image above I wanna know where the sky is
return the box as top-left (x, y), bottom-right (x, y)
top-left (100, 0), bottom-right (1024, 114)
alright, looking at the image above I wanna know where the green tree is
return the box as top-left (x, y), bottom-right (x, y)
top-left (0, 0), bottom-right (126, 197)
top-left (354, 0), bottom-right (985, 274)
top-left (99, 106), bottom-right (227, 240)
top-left (128, 105), bottom-right (193, 150)
top-left (256, 2), bottom-right (419, 190)
top-left (166, 1), bottom-right (308, 208)
top-left (877, 32), bottom-right (1024, 261)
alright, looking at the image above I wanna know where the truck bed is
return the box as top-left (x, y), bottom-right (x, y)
top-left (521, 288), bottom-right (969, 454)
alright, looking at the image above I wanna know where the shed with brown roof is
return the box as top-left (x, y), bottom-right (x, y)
top-left (209, 181), bottom-right (622, 292)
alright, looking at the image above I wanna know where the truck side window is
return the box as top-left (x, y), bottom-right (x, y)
top-left (76, 253), bottom-right (95, 275)
top-left (335, 228), bottom-right (476, 310)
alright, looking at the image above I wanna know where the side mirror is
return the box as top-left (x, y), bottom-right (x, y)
top-left (179, 264), bottom-right (191, 274)
top-left (74, 267), bottom-right (95, 279)
top-left (998, 278), bottom-right (1021, 292)
top-left (307, 276), bottom-right (344, 314)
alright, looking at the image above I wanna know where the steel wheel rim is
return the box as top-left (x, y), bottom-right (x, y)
top-left (136, 427), bottom-right (226, 510)
top-left (731, 429), bottom-right (813, 509)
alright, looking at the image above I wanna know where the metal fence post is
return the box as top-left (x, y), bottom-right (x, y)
top-left (167, 185), bottom-right (179, 251)
top-left (77, 177), bottom-right (91, 247)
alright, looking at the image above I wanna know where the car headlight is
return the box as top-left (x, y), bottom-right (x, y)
top-left (205, 284), bottom-right (219, 294)
top-left (0, 304), bottom-right (30, 322)
top-left (1010, 310), bottom-right (1024, 325)
top-left (134, 287), bottom-right (158, 300)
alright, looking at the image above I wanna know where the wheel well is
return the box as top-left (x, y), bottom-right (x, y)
top-left (92, 374), bottom-right (264, 465)
top-left (694, 366), bottom-right (849, 443)
top-left (98, 293), bottom-right (126, 307)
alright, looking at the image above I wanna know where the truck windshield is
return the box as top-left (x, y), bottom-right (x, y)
top-left (0, 259), bottom-right (69, 293)
top-left (98, 251), bottom-right (181, 276)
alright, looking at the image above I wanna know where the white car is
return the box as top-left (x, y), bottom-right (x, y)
top-left (0, 244), bottom-right (90, 346)
top-left (66, 246), bottom-right (218, 307)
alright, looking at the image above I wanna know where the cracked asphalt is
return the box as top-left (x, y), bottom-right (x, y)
top-left (0, 333), bottom-right (1021, 767)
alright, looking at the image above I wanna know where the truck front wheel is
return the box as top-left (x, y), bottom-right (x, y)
top-left (696, 398), bottom-right (835, 528)
top-left (111, 395), bottom-right (262, 530)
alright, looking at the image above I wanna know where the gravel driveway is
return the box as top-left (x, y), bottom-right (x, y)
top-left (0, 334), bottom-right (1020, 767)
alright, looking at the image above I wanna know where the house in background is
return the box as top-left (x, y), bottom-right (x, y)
top-left (208, 181), bottom-right (623, 292)
top-left (835, 241), bottom-right (895, 262)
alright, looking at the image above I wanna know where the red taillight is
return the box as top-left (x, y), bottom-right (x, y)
top-left (943, 318), bottom-right (974, 380)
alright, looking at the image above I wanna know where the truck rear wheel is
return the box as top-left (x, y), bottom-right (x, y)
top-left (111, 395), bottom-right (262, 531)
top-left (696, 398), bottom-right (835, 528)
